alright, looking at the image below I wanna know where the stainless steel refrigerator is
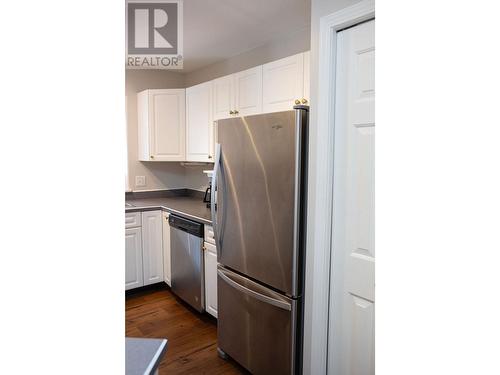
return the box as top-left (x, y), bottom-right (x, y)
top-left (211, 106), bottom-right (308, 375)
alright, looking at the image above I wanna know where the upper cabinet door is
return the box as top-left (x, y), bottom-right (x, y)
top-left (234, 66), bottom-right (263, 117)
top-left (213, 75), bottom-right (234, 121)
top-left (137, 89), bottom-right (186, 162)
top-left (303, 51), bottom-right (310, 105)
top-left (262, 53), bottom-right (304, 113)
top-left (186, 82), bottom-right (214, 162)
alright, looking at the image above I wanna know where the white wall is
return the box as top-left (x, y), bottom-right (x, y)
top-left (184, 26), bottom-right (310, 87)
top-left (126, 70), bottom-right (186, 191)
top-left (302, 0), bottom-right (362, 373)
top-left (184, 165), bottom-right (210, 192)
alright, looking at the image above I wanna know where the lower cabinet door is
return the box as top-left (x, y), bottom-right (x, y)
top-left (142, 210), bottom-right (164, 285)
top-left (162, 212), bottom-right (171, 286)
top-left (125, 227), bottom-right (143, 290)
top-left (204, 242), bottom-right (218, 318)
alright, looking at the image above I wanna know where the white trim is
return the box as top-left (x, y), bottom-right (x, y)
top-left (144, 339), bottom-right (168, 375)
top-left (303, 1), bottom-right (374, 374)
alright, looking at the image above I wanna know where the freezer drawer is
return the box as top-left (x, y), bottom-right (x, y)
top-left (217, 266), bottom-right (297, 375)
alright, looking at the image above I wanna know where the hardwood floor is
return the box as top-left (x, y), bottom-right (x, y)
top-left (126, 285), bottom-right (247, 374)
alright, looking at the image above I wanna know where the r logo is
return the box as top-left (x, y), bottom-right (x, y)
top-left (127, 2), bottom-right (178, 54)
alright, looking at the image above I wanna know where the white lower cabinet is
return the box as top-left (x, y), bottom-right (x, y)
top-left (142, 210), bottom-right (164, 286)
top-left (162, 212), bottom-right (171, 286)
top-left (204, 241), bottom-right (218, 318)
top-left (125, 227), bottom-right (144, 290)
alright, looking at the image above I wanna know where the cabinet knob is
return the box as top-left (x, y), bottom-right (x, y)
top-left (234, 110), bottom-right (239, 115)
top-left (208, 155), bottom-right (213, 159)
top-left (150, 155), bottom-right (154, 159)
top-left (301, 98), bottom-right (308, 104)
top-left (229, 110), bottom-right (235, 115)
top-left (294, 99), bottom-right (301, 105)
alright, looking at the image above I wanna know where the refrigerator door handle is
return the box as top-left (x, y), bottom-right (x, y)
top-left (211, 143), bottom-right (222, 258)
top-left (217, 268), bottom-right (292, 311)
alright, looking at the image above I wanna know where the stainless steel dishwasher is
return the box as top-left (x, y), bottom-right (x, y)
top-left (169, 214), bottom-right (204, 312)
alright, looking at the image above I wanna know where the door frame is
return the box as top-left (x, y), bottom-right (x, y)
top-left (303, 1), bottom-right (374, 373)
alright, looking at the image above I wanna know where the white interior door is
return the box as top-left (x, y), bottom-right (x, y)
top-left (328, 19), bottom-right (375, 375)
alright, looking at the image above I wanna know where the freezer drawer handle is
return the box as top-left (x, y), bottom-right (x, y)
top-left (217, 269), bottom-right (291, 311)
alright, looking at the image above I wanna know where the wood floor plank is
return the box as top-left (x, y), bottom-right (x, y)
top-left (126, 287), bottom-right (247, 374)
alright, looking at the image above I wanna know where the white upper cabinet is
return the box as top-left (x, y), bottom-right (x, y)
top-left (213, 65), bottom-right (263, 120)
top-left (186, 82), bottom-right (214, 162)
top-left (141, 210), bottom-right (164, 285)
top-left (137, 89), bottom-right (186, 162)
top-left (233, 66), bottom-right (263, 117)
top-left (213, 75), bottom-right (234, 121)
top-left (303, 50), bottom-right (310, 105)
top-left (262, 53), bottom-right (305, 113)
top-left (136, 52), bottom-right (310, 163)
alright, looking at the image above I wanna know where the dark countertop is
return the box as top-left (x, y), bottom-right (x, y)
top-left (126, 195), bottom-right (212, 225)
top-left (126, 337), bottom-right (168, 375)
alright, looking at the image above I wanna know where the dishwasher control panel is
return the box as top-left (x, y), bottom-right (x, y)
top-left (168, 214), bottom-right (204, 237)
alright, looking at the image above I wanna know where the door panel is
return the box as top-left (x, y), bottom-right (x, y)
top-left (186, 82), bottom-right (213, 162)
top-left (213, 75), bottom-right (234, 120)
top-left (162, 212), bottom-right (171, 286)
top-left (262, 53), bottom-right (304, 113)
top-left (349, 295), bottom-right (375, 375)
top-left (204, 242), bottom-right (218, 317)
top-left (151, 90), bottom-right (185, 161)
top-left (329, 20), bottom-right (375, 375)
top-left (125, 227), bottom-right (143, 290)
top-left (234, 66), bottom-right (263, 116)
top-left (217, 266), bottom-right (296, 375)
top-left (142, 210), bottom-right (164, 285)
top-left (216, 111), bottom-right (298, 295)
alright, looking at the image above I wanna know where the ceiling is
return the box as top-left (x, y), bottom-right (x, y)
top-left (181, 0), bottom-right (311, 72)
